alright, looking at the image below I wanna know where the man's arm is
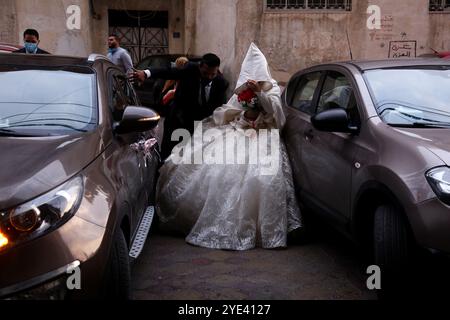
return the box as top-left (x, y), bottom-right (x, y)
top-left (134, 63), bottom-right (194, 83)
top-left (122, 51), bottom-right (134, 74)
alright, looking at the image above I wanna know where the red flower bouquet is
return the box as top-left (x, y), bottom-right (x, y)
top-left (237, 88), bottom-right (259, 110)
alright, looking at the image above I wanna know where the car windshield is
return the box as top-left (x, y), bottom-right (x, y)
top-left (364, 67), bottom-right (450, 128)
top-left (0, 67), bottom-right (97, 136)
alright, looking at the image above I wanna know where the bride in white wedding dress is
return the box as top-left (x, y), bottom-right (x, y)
top-left (156, 43), bottom-right (302, 250)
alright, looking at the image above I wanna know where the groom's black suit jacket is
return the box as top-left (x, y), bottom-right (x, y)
top-left (149, 62), bottom-right (228, 132)
top-left (13, 48), bottom-right (50, 54)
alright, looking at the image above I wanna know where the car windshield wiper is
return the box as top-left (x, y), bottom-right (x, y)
top-left (0, 128), bottom-right (35, 137)
top-left (390, 122), bottom-right (450, 128)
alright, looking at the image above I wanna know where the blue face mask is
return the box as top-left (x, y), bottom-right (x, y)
top-left (24, 42), bottom-right (38, 54)
top-left (108, 48), bottom-right (118, 54)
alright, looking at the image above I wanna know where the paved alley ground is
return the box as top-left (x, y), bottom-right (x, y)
top-left (131, 224), bottom-right (378, 300)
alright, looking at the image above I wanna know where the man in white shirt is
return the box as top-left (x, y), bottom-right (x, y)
top-left (107, 34), bottom-right (133, 74)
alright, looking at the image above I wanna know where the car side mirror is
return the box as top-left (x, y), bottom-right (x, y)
top-left (114, 106), bottom-right (160, 134)
top-left (311, 107), bottom-right (359, 134)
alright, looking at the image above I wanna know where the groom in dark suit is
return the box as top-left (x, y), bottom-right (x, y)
top-left (133, 53), bottom-right (228, 159)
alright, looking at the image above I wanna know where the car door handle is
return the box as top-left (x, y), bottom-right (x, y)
top-left (304, 129), bottom-right (314, 141)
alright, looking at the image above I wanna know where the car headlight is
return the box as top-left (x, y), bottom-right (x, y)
top-left (426, 167), bottom-right (450, 206)
top-left (0, 176), bottom-right (84, 252)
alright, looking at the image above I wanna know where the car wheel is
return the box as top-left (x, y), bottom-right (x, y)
top-left (373, 204), bottom-right (411, 297)
top-left (374, 204), bottom-right (410, 269)
top-left (103, 228), bottom-right (131, 300)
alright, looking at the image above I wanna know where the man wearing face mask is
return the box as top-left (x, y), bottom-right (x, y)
top-left (13, 29), bottom-right (50, 54)
top-left (107, 34), bottom-right (133, 74)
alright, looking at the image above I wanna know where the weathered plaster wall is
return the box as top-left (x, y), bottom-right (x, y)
top-left (6, 0), bottom-right (450, 87)
top-left (358, 0), bottom-right (431, 59)
top-left (186, 0), bottom-right (448, 88)
top-left (430, 10), bottom-right (450, 51)
top-left (0, 0), bottom-right (18, 44)
top-left (189, 0), bottom-right (238, 85)
top-left (13, 0), bottom-right (92, 56)
top-left (8, 0), bottom-right (185, 57)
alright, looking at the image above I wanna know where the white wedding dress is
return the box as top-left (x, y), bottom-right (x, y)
top-left (156, 43), bottom-right (302, 250)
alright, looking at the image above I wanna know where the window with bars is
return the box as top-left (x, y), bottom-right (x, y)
top-left (265, 0), bottom-right (352, 11)
top-left (429, 0), bottom-right (450, 11)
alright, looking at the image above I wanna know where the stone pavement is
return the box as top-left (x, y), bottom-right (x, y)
top-left (131, 228), bottom-right (377, 300)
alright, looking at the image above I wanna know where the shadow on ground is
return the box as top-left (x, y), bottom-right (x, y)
top-left (131, 219), bottom-right (380, 300)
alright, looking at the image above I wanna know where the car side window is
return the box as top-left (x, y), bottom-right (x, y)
top-left (317, 71), bottom-right (361, 127)
top-left (122, 77), bottom-right (140, 106)
top-left (290, 72), bottom-right (322, 115)
top-left (108, 72), bottom-right (129, 121)
top-left (150, 57), bottom-right (172, 68)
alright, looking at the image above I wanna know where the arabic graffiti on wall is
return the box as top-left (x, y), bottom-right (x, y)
top-left (389, 41), bottom-right (417, 58)
top-left (369, 15), bottom-right (394, 41)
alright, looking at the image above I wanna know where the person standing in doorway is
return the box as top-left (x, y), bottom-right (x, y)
top-left (107, 34), bottom-right (133, 74)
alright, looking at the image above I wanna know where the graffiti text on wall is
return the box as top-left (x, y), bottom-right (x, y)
top-left (369, 15), bottom-right (394, 42)
top-left (389, 41), bottom-right (417, 58)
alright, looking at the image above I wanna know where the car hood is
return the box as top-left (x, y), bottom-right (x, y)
top-left (395, 127), bottom-right (450, 166)
top-left (0, 131), bottom-right (104, 210)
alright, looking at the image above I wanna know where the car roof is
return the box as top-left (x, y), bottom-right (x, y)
top-left (0, 43), bottom-right (22, 52)
top-left (337, 58), bottom-right (450, 71)
top-left (0, 52), bottom-right (109, 67)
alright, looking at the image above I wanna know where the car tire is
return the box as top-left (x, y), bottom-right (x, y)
top-left (374, 204), bottom-right (410, 270)
top-left (103, 228), bottom-right (131, 300)
top-left (373, 204), bottom-right (411, 297)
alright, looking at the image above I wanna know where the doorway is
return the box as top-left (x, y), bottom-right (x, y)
top-left (108, 10), bottom-right (169, 64)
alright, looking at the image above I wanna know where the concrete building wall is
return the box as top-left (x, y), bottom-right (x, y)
top-left (0, 0), bottom-right (18, 44)
top-left (430, 10), bottom-right (450, 51)
top-left (13, 0), bottom-right (93, 56)
top-left (185, 0), bottom-right (450, 88)
top-left (4, 0), bottom-right (185, 57)
top-left (3, 0), bottom-right (450, 88)
top-left (185, 0), bottom-right (239, 84)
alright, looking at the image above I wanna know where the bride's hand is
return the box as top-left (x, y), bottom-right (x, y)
top-left (244, 109), bottom-right (259, 121)
top-left (246, 80), bottom-right (262, 93)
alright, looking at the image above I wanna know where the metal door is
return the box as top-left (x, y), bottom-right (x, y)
top-left (109, 10), bottom-right (169, 64)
